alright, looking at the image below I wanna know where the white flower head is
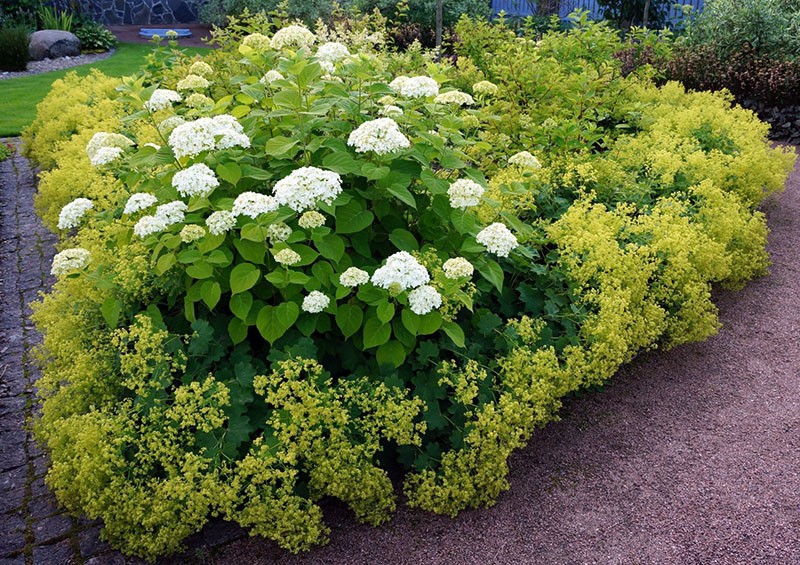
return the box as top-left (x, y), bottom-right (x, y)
top-left (395, 76), bottom-right (439, 98)
top-left (123, 193), bottom-right (158, 215)
top-left (447, 179), bottom-right (485, 209)
top-left (408, 285), bottom-right (442, 315)
top-left (57, 198), bottom-right (94, 230)
top-left (434, 90), bottom-right (474, 106)
top-left (177, 74), bottom-right (210, 91)
top-left (259, 70), bottom-right (285, 85)
top-left (378, 95), bottom-right (396, 105)
top-left (272, 167), bottom-right (342, 212)
top-left (168, 115), bottom-right (249, 159)
top-left (185, 92), bottom-right (213, 108)
top-left (302, 290), bottom-right (330, 313)
top-left (316, 41), bottom-right (349, 63)
top-left (339, 266), bottom-right (369, 287)
top-left (172, 163), bottom-right (220, 198)
top-left (442, 257), bottom-right (474, 279)
top-left (347, 118), bottom-right (410, 155)
top-left (508, 151), bottom-right (542, 169)
top-left (380, 105), bottom-right (403, 117)
top-left (298, 210), bottom-right (326, 229)
top-left (232, 192), bottom-right (279, 218)
top-left (133, 214), bottom-right (168, 238)
top-left (274, 248), bottom-right (301, 265)
top-left (389, 76), bottom-right (409, 91)
top-left (371, 251), bottom-right (429, 291)
top-left (144, 88), bottom-right (181, 112)
top-left (158, 116), bottom-right (185, 136)
top-left (155, 200), bottom-right (188, 225)
top-left (476, 223), bottom-right (518, 257)
top-left (89, 146), bottom-right (124, 167)
top-left (86, 132), bottom-right (132, 166)
top-left (206, 210), bottom-right (236, 235)
top-left (267, 222), bottom-right (292, 242)
top-left (189, 61), bottom-right (214, 77)
top-left (319, 60), bottom-right (335, 74)
top-left (180, 224), bottom-right (206, 243)
top-left (241, 33), bottom-right (271, 53)
top-left (473, 80), bottom-right (498, 96)
top-left (270, 25), bottom-right (315, 50)
top-left (51, 248), bottom-right (91, 276)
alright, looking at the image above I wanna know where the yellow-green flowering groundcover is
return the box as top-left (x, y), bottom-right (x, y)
top-left (24, 11), bottom-right (794, 561)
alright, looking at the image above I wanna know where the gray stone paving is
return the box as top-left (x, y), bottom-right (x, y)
top-left (0, 141), bottom-right (248, 564)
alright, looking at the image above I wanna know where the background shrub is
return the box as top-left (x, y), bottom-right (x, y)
top-left (0, 26), bottom-right (30, 72)
top-left (73, 18), bottom-right (118, 52)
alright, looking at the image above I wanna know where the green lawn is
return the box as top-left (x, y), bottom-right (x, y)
top-left (0, 42), bottom-right (210, 137)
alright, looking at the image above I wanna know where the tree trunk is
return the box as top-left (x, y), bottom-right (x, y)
top-left (643, 0), bottom-right (651, 27)
top-left (435, 0), bottom-right (443, 59)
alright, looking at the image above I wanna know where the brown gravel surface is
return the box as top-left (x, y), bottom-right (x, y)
top-left (209, 147), bottom-right (800, 564)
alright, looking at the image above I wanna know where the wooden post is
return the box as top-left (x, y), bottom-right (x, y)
top-left (435, 0), bottom-right (443, 59)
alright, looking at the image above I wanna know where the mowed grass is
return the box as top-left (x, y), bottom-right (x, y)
top-left (0, 42), bottom-right (210, 137)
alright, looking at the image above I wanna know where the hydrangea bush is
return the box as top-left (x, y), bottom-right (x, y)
top-left (25, 12), bottom-right (794, 560)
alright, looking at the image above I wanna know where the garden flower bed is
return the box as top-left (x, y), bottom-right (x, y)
top-left (23, 11), bottom-right (795, 561)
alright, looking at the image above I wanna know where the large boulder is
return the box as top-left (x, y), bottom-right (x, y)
top-left (29, 30), bottom-right (81, 61)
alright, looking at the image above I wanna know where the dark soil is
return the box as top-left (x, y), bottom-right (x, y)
top-left (210, 148), bottom-right (800, 563)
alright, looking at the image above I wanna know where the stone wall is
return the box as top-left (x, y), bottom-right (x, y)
top-left (54, 0), bottom-right (206, 25)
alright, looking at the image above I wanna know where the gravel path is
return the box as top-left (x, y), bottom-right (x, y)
top-left (0, 142), bottom-right (797, 564)
top-left (0, 51), bottom-right (115, 81)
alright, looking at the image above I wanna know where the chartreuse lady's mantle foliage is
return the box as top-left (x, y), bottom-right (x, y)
top-left (27, 11), bottom-right (794, 560)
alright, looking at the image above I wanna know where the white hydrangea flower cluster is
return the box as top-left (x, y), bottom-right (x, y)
top-left (189, 61), bottom-right (214, 76)
top-left (272, 167), bottom-right (342, 212)
top-left (508, 151), bottom-right (542, 169)
top-left (347, 118), bottom-right (410, 155)
top-left (57, 198), bottom-right (94, 230)
top-left (51, 248), bottom-right (91, 276)
top-left (86, 132), bottom-right (133, 167)
top-left (274, 248), bottom-right (301, 265)
top-left (206, 210), bottom-right (236, 235)
top-left (123, 193), bottom-right (158, 215)
top-left (270, 25), bottom-right (315, 50)
top-left (180, 224), bottom-right (206, 243)
top-left (267, 222), bottom-right (292, 242)
top-left (433, 90), bottom-right (474, 106)
top-left (259, 70), bottom-right (284, 85)
top-left (476, 223), bottom-right (518, 257)
top-left (377, 95), bottom-right (396, 105)
top-left (172, 163), bottom-right (219, 198)
top-left (133, 215), bottom-right (167, 238)
top-left (298, 211), bottom-right (326, 229)
top-left (144, 88), bottom-right (181, 112)
top-left (158, 116), bottom-right (185, 136)
top-left (177, 74), bottom-right (210, 91)
top-left (241, 33), bottom-right (271, 53)
top-left (168, 115), bottom-right (250, 159)
top-left (447, 179), bottom-right (485, 209)
top-left (380, 105), bottom-right (403, 117)
top-left (371, 251), bottom-right (429, 291)
top-left (90, 146), bottom-right (124, 167)
top-left (408, 285), bottom-right (442, 315)
top-left (473, 80), bottom-right (499, 96)
top-left (316, 41), bottom-right (349, 63)
top-left (391, 75), bottom-right (439, 98)
top-left (319, 60), bottom-right (336, 75)
top-left (442, 257), bottom-right (474, 279)
top-left (302, 290), bottom-right (330, 313)
top-left (185, 93), bottom-right (212, 108)
top-left (231, 192), bottom-right (279, 218)
top-left (339, 266), bottom-right (369, 287)
top-left (133, 201), bottom-right (188, 238)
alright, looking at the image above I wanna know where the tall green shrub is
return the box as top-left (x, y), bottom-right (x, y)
top-left (0, 26), bottom-right (30, 71)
